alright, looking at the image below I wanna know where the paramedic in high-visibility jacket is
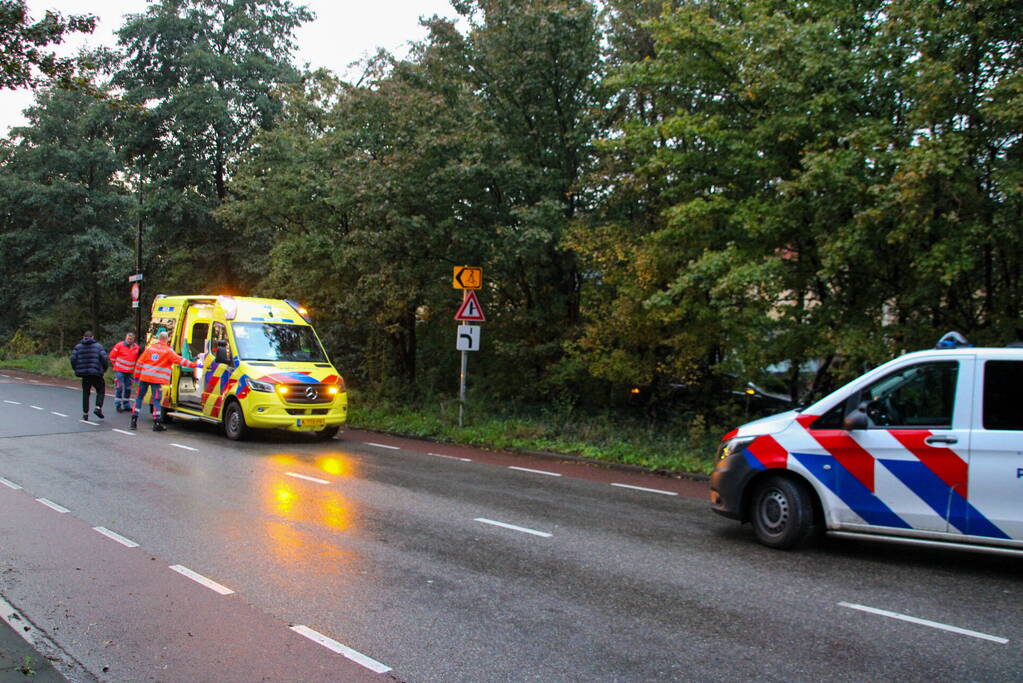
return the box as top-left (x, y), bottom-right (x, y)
top-left (131, 330), bottom-right (197, 432)
top-left (108, 332), bottom-right (140, 413)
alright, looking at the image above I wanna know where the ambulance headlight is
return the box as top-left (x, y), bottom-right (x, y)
top-left (248, 379), bottom-right (274, 393)
top-left (716, 436), bottom-right (757, 460)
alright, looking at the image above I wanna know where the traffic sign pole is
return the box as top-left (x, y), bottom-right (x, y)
top-left (459, 348), bottom-right (468, 428)
top-left (452, 267), bottom-right (484, 427)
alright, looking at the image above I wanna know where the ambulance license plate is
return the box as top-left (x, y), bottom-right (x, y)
top-left (297, 418), bottom-right (325, 428)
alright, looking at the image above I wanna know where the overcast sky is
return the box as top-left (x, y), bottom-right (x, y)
top-left (2, 0), bottom-right (460, 134)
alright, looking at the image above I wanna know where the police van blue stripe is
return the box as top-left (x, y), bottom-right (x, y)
top-left (880, 460), bottom-right (1010, 539)
top-left (792, 452), bottom-right (911, 529)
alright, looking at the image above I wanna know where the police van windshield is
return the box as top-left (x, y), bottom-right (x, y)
top-left (231, 323), bottom-right (328, 363)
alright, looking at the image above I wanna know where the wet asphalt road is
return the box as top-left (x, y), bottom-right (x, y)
top-left (0, 373), bottom-right (1021, 681)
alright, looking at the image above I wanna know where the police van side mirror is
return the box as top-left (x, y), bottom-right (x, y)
top-left (843, 403), bottom-right (869, 430)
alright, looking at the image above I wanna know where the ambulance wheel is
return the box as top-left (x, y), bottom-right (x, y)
top-left (224, 401), bottom-right (248, 441)
top-left (316, 426), bottom-right (340, 441)
top-left (750, 475), bottom-right (815, 549)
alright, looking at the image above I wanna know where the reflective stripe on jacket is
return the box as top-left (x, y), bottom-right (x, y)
top-left (134, 341), bottom-right (197, 385)
top-left (109, 341), bottom-right (140, 373)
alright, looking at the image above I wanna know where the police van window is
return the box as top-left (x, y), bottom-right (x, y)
top-left (983, 361), bottom-right (1023, 430)
top-left (859, 361), bottom-right (958, 428)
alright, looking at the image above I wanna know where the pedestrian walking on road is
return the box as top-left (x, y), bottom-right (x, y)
top-left (132, 330), bottom-right (197, 432)
top-left (70, 331), bottom-right (109, 421)
top-left (109, 332), bottom-right (140, 412)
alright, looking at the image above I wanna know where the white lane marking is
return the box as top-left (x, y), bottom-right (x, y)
top-left (93, 526), bottom-right (140, 548)
top-left (364, 442), bottom-right (400, 450)
top-left (0, 374), bottom-right (9, 378)
top-left (838, 602), bottom-right (1009, 644)
top-left (428, 452), bottom-right (472, 462)
top-left (290, 625), bottom-right (391, 673)
top-left (170, 443), bottom-right (197, 451)
top-left (509, 466), bottom-right (561, 477)
top-left (474, 517), bottom-right (552, 538)
top-left (36, 498), bottom-right (70, 513)
top-left (3, 400), bottom-right (20, 405)
top-left (0, 477), bottom-right (23, 490)
top-left (169, 565), bottom-right (235, 595)
top-left (113, 428), bottom-right (135, 436)
top-left (610, 482), bottom-right (678, 496)
top-left (30, 405), bottom-right (43, 410)
top-left (51, 411), bottom-right (68, 417)
top-left (79, 420), bottom-right (100, 426)
top-left (285, 472), bottom-right (331, 485)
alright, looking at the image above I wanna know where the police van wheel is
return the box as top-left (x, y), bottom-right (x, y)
top-left (750, 476), bottom-right (815, 549)
top-left (224, 402), bottom-right (248, 441)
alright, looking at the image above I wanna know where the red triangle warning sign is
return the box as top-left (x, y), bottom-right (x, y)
top-left (454, 290), bottom-right (486, 321)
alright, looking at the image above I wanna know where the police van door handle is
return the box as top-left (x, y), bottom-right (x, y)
top-left (925, 435), bottom-right (958, 445)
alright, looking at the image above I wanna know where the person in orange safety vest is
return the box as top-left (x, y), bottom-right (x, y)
top-left (131, 330), bottom-right (197, 432)
top-left (109, 332), bottom-right (140, 412)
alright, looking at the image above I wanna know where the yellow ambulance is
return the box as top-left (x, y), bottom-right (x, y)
top-left (145, 295), bottom-right (347, 440)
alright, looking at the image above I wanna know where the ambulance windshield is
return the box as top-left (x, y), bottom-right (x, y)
top-left (232, 323), bottom-right (328, 363)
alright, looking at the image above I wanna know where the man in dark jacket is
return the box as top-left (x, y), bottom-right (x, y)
top-left (70, 331), bottom-right (109, 421)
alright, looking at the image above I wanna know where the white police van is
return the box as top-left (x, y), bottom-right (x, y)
top-left (710, 334), bottom-right (1023, 556)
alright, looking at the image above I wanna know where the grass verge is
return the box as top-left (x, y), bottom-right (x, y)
top-left (349, 393), bottom-right (719, 475)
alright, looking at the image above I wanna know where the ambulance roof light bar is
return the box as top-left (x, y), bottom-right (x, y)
top-left (218, 295), bottom-right (238, 320)
top-left (285, 299), bottom-right (312, 323)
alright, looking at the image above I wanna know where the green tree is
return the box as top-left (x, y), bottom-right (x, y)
top-left (113, 0), bottom-right (313, 294)
top-left (224, 1), bottom-right (605, 400)
top-left (0, 1), bottom-right (96, 89)
top-left (570, 0), bottom-right (1023, 411)
top-left (0, 68), bottom-right (133, 346)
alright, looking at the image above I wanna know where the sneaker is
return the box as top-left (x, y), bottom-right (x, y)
top-left (152, 422), bottom-right (166, 432)
top-left (130, 415), bottom-right (138, 430)
top-left (82, 413), bottom-right (89, 421)
top-left (94, 408), bottom-right (104, 419)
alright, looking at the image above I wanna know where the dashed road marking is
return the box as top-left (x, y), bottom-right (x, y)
top-left (290, 625), bottom-right (391, 673)
top-left (3, 400), bottom-right (20, 405)
top-left (93, 526), bottom-right (140, 548)
top-left (285, 472), bottom-right (331, 485)
top-left (169, 565), bottom-right (235, 595)
top-left (79, 420), bottom-right (100, 426)
top-left (364, 442), bottom-right (400, 450)
top-left (113, 429), bottom-right (135, 436)
top-left (30, 405), bottom-right (43, 410)
top-left (36, 498), bottom-right (70, 513)
top-left (474, 517), bottom-right (552, 538)
top-left (51, 411), bottom-right (68, 417)
top-left (610, 482), bottom-right (678, 496)
top-left (509, 466), bottom-right (561, 477)
top-left (170, 443), bottom-right (197, 451)
top-left (428, 452), bottom-right (471, 462)
top-left (0, 477), bottom-right (23, 490)
top-left (838, 602), bottom-right (1008, 644)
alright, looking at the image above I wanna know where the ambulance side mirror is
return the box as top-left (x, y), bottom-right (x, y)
top-left (215, 346), bottom-right (230, 364)
top-left (843, 402), bottom-right (869, 430)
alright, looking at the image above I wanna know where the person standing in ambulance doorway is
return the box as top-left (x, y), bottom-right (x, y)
top-left (109, 332), bottom-right (140, 412)
top-left (70, 331), bottom-right (109, 421)
top-left (131, 330), bottom-right (197, 432)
